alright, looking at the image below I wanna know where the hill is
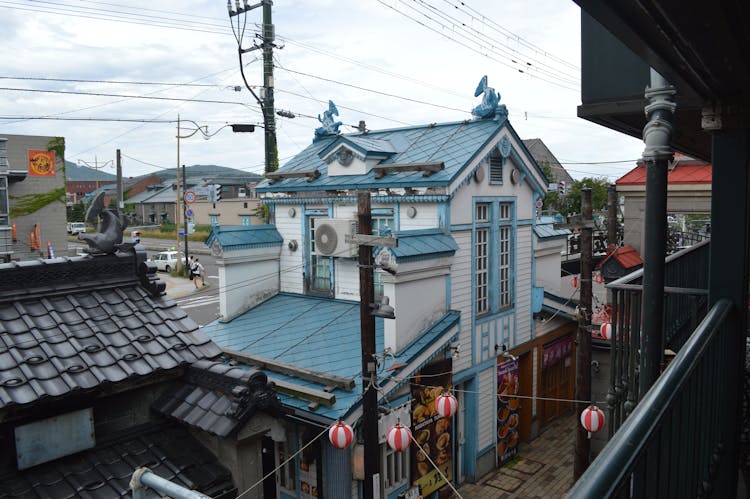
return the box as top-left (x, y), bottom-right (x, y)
top-left (150, 164), bottom-right (262, 182)
top-left (64, 160), bottom-right (118, 182)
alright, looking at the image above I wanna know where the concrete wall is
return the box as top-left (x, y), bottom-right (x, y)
top-left (2, 134), bottom-right (67, 260)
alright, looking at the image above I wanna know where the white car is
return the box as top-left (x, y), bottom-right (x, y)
top-left (150, 251), bottom-right (178, 272)
top-left (68, 222), bottom-right (87, 234)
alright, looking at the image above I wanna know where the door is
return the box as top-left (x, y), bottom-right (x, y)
top-left (261, 436), bottom-right (278, 498)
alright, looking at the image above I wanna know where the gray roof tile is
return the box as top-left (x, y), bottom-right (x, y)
top-left (0, 249), bottom-right (221, 413)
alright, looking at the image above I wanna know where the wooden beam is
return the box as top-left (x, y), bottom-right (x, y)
top-left (373, 162), bottom-right (445, 179)
top-left (222, 348), bottom-right (356, 390)
top-left (269, 377), bottom-right (336, 407)
top-left (265, 169), bottom-right (320, 184)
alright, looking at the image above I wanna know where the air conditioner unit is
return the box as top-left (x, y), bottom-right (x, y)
top-left (314, 219), bottom-right (358, 258)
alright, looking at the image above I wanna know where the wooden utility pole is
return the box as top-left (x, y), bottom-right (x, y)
top-left (175, 115), bottom-right (182, 270)
top-left (573, 188), bottom-right (593, 479)
top-left (116, 149), bottom-right (123, 215)
top-left (607, 184), bottom-right (617, 248)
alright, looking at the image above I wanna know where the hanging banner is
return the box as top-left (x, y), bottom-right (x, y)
top-left (542, 335), bottom-right (573, 369)
top-left (411, 357), bottom-right (453, 496)
top-left (497, 358), bottom-right (520, 465)
top-left (27, 150), bottom-right (56, 177)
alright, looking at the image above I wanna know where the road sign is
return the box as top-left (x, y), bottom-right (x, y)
top-left (185, 208), bottom-right (194, 217)
top-left (536, 199), bottom-right (543, 208)
top-left (183, 191), bottom-right (196, 204)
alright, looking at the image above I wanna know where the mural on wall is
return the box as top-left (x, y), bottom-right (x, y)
top-left (27, 150), bottom-right (56, 176)
top-left (411, 358), bottom-right (453, 497)
top-left (497, 358), bottom-right (520, 465)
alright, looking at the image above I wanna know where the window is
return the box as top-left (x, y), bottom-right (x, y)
top-left (308, 217), bottom-right (333, 295)
top-left (276, 437), bottom-right (296, 494)
top-left (474, 201), bottom-right (514, 316)
top-left (209, 214), bottom-right (220, 226)
top-left (475, 203), bottom-right (490, 315)
top-left (240, 215), bottom-right (251, 226)
top-left (382, 442), bottom-right (409, 494)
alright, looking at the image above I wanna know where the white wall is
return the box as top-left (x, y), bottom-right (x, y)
top-left (449, 230), bottom-right (473, 374)
top-left (274, 205), bottom-right (304, 294)
top-left (218, 249), bottom-right (280, 321)
top-left (399, 203), bottom-right (438, 230)
top-left (477, 367), bottom-right (496, 452)
top-left (515, 226), bottom-right (533, 346)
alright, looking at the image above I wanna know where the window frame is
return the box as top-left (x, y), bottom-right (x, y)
top-left (473, 199), bottom-right (515, 318)
top-left (307, 215), bottom-right (334, 297)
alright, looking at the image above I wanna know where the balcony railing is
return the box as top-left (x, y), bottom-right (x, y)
top-left (605, 240), bottom-right (710, 432)
top-left (568, 299), bottom-right (737, 498)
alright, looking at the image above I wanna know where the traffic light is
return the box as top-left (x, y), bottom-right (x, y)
top-left (558, 181), bottom-right (566, 195)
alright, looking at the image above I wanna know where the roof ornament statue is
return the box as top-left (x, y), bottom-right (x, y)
top-left (78, 191), bottom-right (129, 254)
top-left (471, 75), bottom-right (507, 119)
top-left (315, 100), bottom-right (343, 138)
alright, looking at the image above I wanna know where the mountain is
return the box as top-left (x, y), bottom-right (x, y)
top-left (64, 160), bottom-right (118, 182)
top-left (150, 164), bottom-right (262, 182)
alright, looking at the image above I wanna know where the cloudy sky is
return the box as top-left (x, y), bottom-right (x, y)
top-left (0, 0), bottom-right (645, 181)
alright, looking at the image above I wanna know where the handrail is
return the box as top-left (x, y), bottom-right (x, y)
top-left (568, 299), bottom-right (732, 497)
top-left (607, 239), bottom-right (710, 289)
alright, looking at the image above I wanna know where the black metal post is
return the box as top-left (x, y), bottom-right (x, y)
top-left (357, 192), bottom-right (379, 499)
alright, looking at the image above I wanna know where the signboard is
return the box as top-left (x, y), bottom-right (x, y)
top-left (27, 150), bottom-right (56, 176)
top-left (183, 190), bottom-right (196, 204)
top-left (497, 358), bottom-right (520, 465)
top-left (411, 358), bottom-right (453, 496)
top-left (542, 336), bottom-right (573, 369)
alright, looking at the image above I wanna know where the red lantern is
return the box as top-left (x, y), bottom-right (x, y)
top-left (435, 391), bottom-right (458, 418)
top-left (600, 323), bottom-right (612, 340)
top-left (580, 405), bottom-right (605, 435)
top-left (328, 421), bottom-right (353, 449)
top-left (594, 272), bottom-right (605, 284)
top-left (571, 275), bottom-right (579, 288)
top-left (386, 423), bottom-right (412, 452)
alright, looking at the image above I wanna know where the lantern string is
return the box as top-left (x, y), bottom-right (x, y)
top-left (234, 425), bottom-right (329, 499)
top-left (411, 435), bottom-right (464, 499)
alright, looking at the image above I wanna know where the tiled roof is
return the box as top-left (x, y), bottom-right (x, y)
top-left (0, 423), bottom-right (236, 498)
top-left (153, 359), bottom-right (282, 437)
top-left (597, 245), bottom-right (643, 270)
top-left (616, 160), bottom-right (712, 186)
top-left (205, 225), bottom-right (283, 252)
top-left (386, 229), bottom-right (459, 260)
top-left (0, 249), bottom-right (221, 412)
top-left (202, 293), bottom-right (459, 420)
top-left (256, 118), bottom-right (507, 192)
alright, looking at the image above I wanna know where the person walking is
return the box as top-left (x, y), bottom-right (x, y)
top-left (193, 258), bottom-right (205, 288)
top-left (188, 256), bottom-right (195, 280)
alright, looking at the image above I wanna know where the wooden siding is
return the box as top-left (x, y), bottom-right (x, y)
top-left (515, 226), bottom-right (533, 345)
top-left (335, 258), bottom-right (360, 300)
top-left (276, 208), bottom-right (304, 293)
top-left (400, 203), bottom-right (438, 230)
top-left (450, 230), bottom-right (473, 373)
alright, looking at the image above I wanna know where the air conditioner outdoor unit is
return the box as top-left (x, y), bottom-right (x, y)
top-left (314, 219), bottom-right (358, 258)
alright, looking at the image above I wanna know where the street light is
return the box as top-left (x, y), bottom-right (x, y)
top-left (78, 157), bottom-right (113, 191)
top-left (175, 116), bottom-right (257, 269)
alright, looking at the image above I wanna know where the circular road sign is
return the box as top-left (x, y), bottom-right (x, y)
top-left (185, 208), bottom-right (194, 217)
top-left (183, 191), bottom-right (197, 204)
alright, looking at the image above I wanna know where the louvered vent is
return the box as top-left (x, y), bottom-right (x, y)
top-left (489, 150), bottom-right (503, 183)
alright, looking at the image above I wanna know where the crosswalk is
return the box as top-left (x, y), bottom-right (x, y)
top-left (176, 292), bottom-right (219, 309)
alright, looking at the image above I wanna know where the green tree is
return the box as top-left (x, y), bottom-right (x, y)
top-left (559, 177), bottom-right (611, 216)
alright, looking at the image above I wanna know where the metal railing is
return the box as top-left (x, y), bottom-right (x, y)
top-left (605, 240), bottom-right (710, 431)
top-left (568, 299), bottom-right (738, 498)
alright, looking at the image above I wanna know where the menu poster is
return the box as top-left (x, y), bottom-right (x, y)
top-left (496, 358), bottom-right (520, 465)
top-left (299, 454), bottom-right (318, 498)
top-left (411, 358), bottom-right (453, 496)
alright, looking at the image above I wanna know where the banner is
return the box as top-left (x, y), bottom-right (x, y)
top-left (28, 150), bottom-right (56, 177)
top-left (411, 358), bottom-right (453, 496)
top-left (497, 358), bottom-right (520, 465)
top-left (542, 335), bottom-right (573, 369)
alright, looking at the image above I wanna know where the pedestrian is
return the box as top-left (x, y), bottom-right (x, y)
top-left (188, 256), bottom-right (195, 280)
top-left (193, 258), bottom-right (205, 288)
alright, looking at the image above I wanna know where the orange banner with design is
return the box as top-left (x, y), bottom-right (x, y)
top-left (28, 150), bottom-right (56, 176)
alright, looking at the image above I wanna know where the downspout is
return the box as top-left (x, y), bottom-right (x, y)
top-left (130, 467), bottom-right (212, 499)
top-left (638, 69), bottom-right (676, 395)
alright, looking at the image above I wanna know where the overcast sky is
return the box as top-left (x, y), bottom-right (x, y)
top-left (0, 0), bottom-right (645, 181)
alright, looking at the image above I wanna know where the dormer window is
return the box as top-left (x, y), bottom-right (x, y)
top-left (489, 149), bottom-right (503, 184)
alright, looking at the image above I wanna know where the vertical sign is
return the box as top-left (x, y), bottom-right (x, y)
top-left (497, 358), bottom-right (520, 465)
top-left (411, 358), bottom-right (453, 496)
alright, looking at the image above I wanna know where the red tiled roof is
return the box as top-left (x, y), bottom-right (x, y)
top-left (597, 245), bottom-right (643, 270)
top-left (616, 156), bottom-right (712, 186)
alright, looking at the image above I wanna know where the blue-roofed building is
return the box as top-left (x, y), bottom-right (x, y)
top-left (201, 84), bottom-right (576, 499)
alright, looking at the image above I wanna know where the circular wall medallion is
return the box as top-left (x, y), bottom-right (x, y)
top-left (510, 168), bottom-right (520, 185)
top-left (288, 239), bottom-right (299, 252)
top-left (474, 164), bottom-right (485, 183)
top-left (406, 206), bottom-right (417, 218)
top-left (288, 207), bottom-right (296, 218)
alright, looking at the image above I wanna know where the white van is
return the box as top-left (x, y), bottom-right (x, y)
top-left (69, 222), bottom-right (86, 234)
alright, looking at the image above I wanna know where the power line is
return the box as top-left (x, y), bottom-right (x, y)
top-left (0, 86), bottom-right (251, 106)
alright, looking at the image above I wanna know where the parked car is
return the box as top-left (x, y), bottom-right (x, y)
top-left (150, 251), bottom-right (178, 272)
top-left (68, 222), bottom-right (87, 234)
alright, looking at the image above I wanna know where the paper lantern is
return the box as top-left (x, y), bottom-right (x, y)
top-left (328, 421), bottom-right (353, 449)
top-left (580, 405), bottom-right (605, 436)
top-left (600, 323), bottom-right (612, 340)
top-left (435, 392), bottom-right (458, 418)
top-left (594, 272), bottom-right (605, 284)
top-left (386, 423), bottom-right (412, 452)
top-left (571, 275), bottom-right (579, 288)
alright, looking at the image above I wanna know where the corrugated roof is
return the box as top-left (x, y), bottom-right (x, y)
top-left (0, 250), bottom-right (221, 412)
top-left (205, 225), bottom-right (283, 252)
top-left (153, 359), bottom-right (281, 437)
top-left (387, 229), bottom-right (459, 260)
top-left (201, 293), bottom-right (459, 419)
top-left (0, 423), bottom-right (236, 498)
top-left (616, 160), bottom-right (712, 186)
top-left (256, 119), bottom-right (505, 192)
top-left (534, 219), bottom-right (571, 239)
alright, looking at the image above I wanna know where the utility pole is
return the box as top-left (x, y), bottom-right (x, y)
top-left (116, 149), bottom-right (123, 215)
top-left (572, 188), bottom-right (593, 479)
top-left (183, 164), bottom-right (189, 266)
top-left (228, 0), bottom-right (277, 173)
top-left (607, 185), bottom-right (617, 248)
top-left (175, 115), bottom-right (182, 270)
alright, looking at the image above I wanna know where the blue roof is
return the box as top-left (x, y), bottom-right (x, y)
top-left (318, 136), bottom-right (397, 159)
top-left (205, 225), bottom-right (283, 251)
top-left (201, 293), bottom-right (459, 420)
top-left (257, 118), bottom-right (506, 192)
top-left (534, 217), bottom-right (571, 239)
top-left (384, 229), bottom-right (459, 261)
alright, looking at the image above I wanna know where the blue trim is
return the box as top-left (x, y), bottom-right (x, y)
top-left (450, 223), bottom-right (473, 231)
top-left (327, 203), bottom-right (334, 218)
top-left (446, 274), bottom-right (451, 309)
top-left (511, 202), bottom-right (518, 346)
top-left (454, 356), bottom-right (501, 381)
top-left (438, 201), bottom-right (449, 230)
top-left (517, 218), bottom-right (534, 226)
top-left (393, 203), bottom-right (401, 231)
top-left (531, 195), bottom-right (539, 340)
top-left (265, 195), bottom-right (450, 205)
top-left (463, 375), bottom-right (478, 481)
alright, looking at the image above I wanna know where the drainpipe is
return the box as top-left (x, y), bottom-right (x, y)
top-left (130, 467), bottom-right (212, 499)
top-left (638, 69), bottom-right (676, 395)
